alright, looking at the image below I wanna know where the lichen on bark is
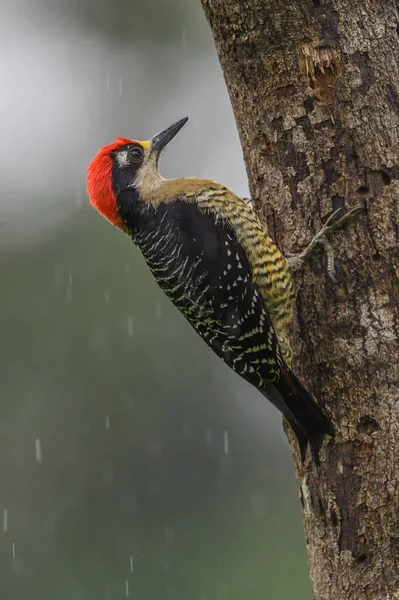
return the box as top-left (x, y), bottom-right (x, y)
top-left (201, 1), bottom-right (399, 598)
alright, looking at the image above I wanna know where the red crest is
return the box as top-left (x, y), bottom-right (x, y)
top-left (86, 137), bottom-right (133, 226)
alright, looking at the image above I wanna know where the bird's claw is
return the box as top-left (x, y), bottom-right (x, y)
top-left (288, 204), bottom-right (363, 283)
top-left (321, 205), bottom-right (364, 234)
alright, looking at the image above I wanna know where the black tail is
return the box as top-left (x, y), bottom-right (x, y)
top-left (263, 368), bottom-right (335, 466)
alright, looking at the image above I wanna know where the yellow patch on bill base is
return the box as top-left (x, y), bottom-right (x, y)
top-left (138, 140), bottom-right (151, 150)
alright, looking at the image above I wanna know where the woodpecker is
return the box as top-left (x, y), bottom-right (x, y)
top-left (87, 117), bottom-right (360, 464)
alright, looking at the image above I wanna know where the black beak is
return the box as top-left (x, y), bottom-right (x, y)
top-left (150, 117), bottom-right (188, 157)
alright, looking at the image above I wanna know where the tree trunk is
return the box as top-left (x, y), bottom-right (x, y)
top-left (201, 1), bottom-right (399, 598)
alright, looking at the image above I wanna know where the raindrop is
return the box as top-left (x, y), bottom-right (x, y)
top-left (3, 509), bottom-right (8, 532)
top-left (105, 415), bottom-right (110, 431)
top-left (129, 556), bottom-right (133, 573)
top-left (12, 542), bottom-right (15, 558)
top-left (127, 316), bottom-right (134, 337)
top-left (125, 580), bottom-right (129, 597)
top-left (119, 77), bottom-right (123, 96)
top-left (223, 430), bottom-right (229, 455)
top-left (35, 438), bottom-right (43, 463)
top-left (155, 302), bottom-right (162, 319)
top-left (104, 290), bottom-right (110, 303)
top-left (69, 273), bottom-right (72, 285)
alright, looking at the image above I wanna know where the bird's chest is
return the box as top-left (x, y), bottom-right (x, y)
top-left (131, 203), bottom-right (211, 308)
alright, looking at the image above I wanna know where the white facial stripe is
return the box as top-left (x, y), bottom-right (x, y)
top-left (117, 150), bottom-right (129, 166)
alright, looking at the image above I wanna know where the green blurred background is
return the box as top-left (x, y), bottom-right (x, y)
top-left (0, 0), bottom-right (310, 598)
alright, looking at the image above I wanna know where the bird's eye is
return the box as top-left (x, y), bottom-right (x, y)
top-left (130, 146), bottom-right (144, 161)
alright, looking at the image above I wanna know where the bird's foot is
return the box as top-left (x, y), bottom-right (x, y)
top-left (287, 205), bottom-right (363, 283)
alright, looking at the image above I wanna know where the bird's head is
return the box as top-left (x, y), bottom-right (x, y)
top-left (86, 117), bottom-right (188, 227)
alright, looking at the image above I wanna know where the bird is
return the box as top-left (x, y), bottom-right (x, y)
top-left (86, 117), bottom-right (357, 465)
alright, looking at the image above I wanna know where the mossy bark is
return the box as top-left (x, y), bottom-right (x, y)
top-left (201, 1), bottom-right (399, 598)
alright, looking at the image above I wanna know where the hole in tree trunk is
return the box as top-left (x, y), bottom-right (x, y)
top-left (299, 45), bottom-right (342, 107)
top-left (331, 509), bottom-right (338, 528)
top-left (358, 416), bottom-right (380, 435)
top-left (356, 185), bottom-right (370, 196)
top-left (353, 552), bottom-right (368, 564)
top-left (380, 171), bottom-right (391, 185)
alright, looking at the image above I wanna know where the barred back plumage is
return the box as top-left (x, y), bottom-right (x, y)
top-left (195, 185), bottom-right (296, 367)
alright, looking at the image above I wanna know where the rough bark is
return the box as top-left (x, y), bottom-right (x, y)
top-left (201, 1), bottom-right (399, 598)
